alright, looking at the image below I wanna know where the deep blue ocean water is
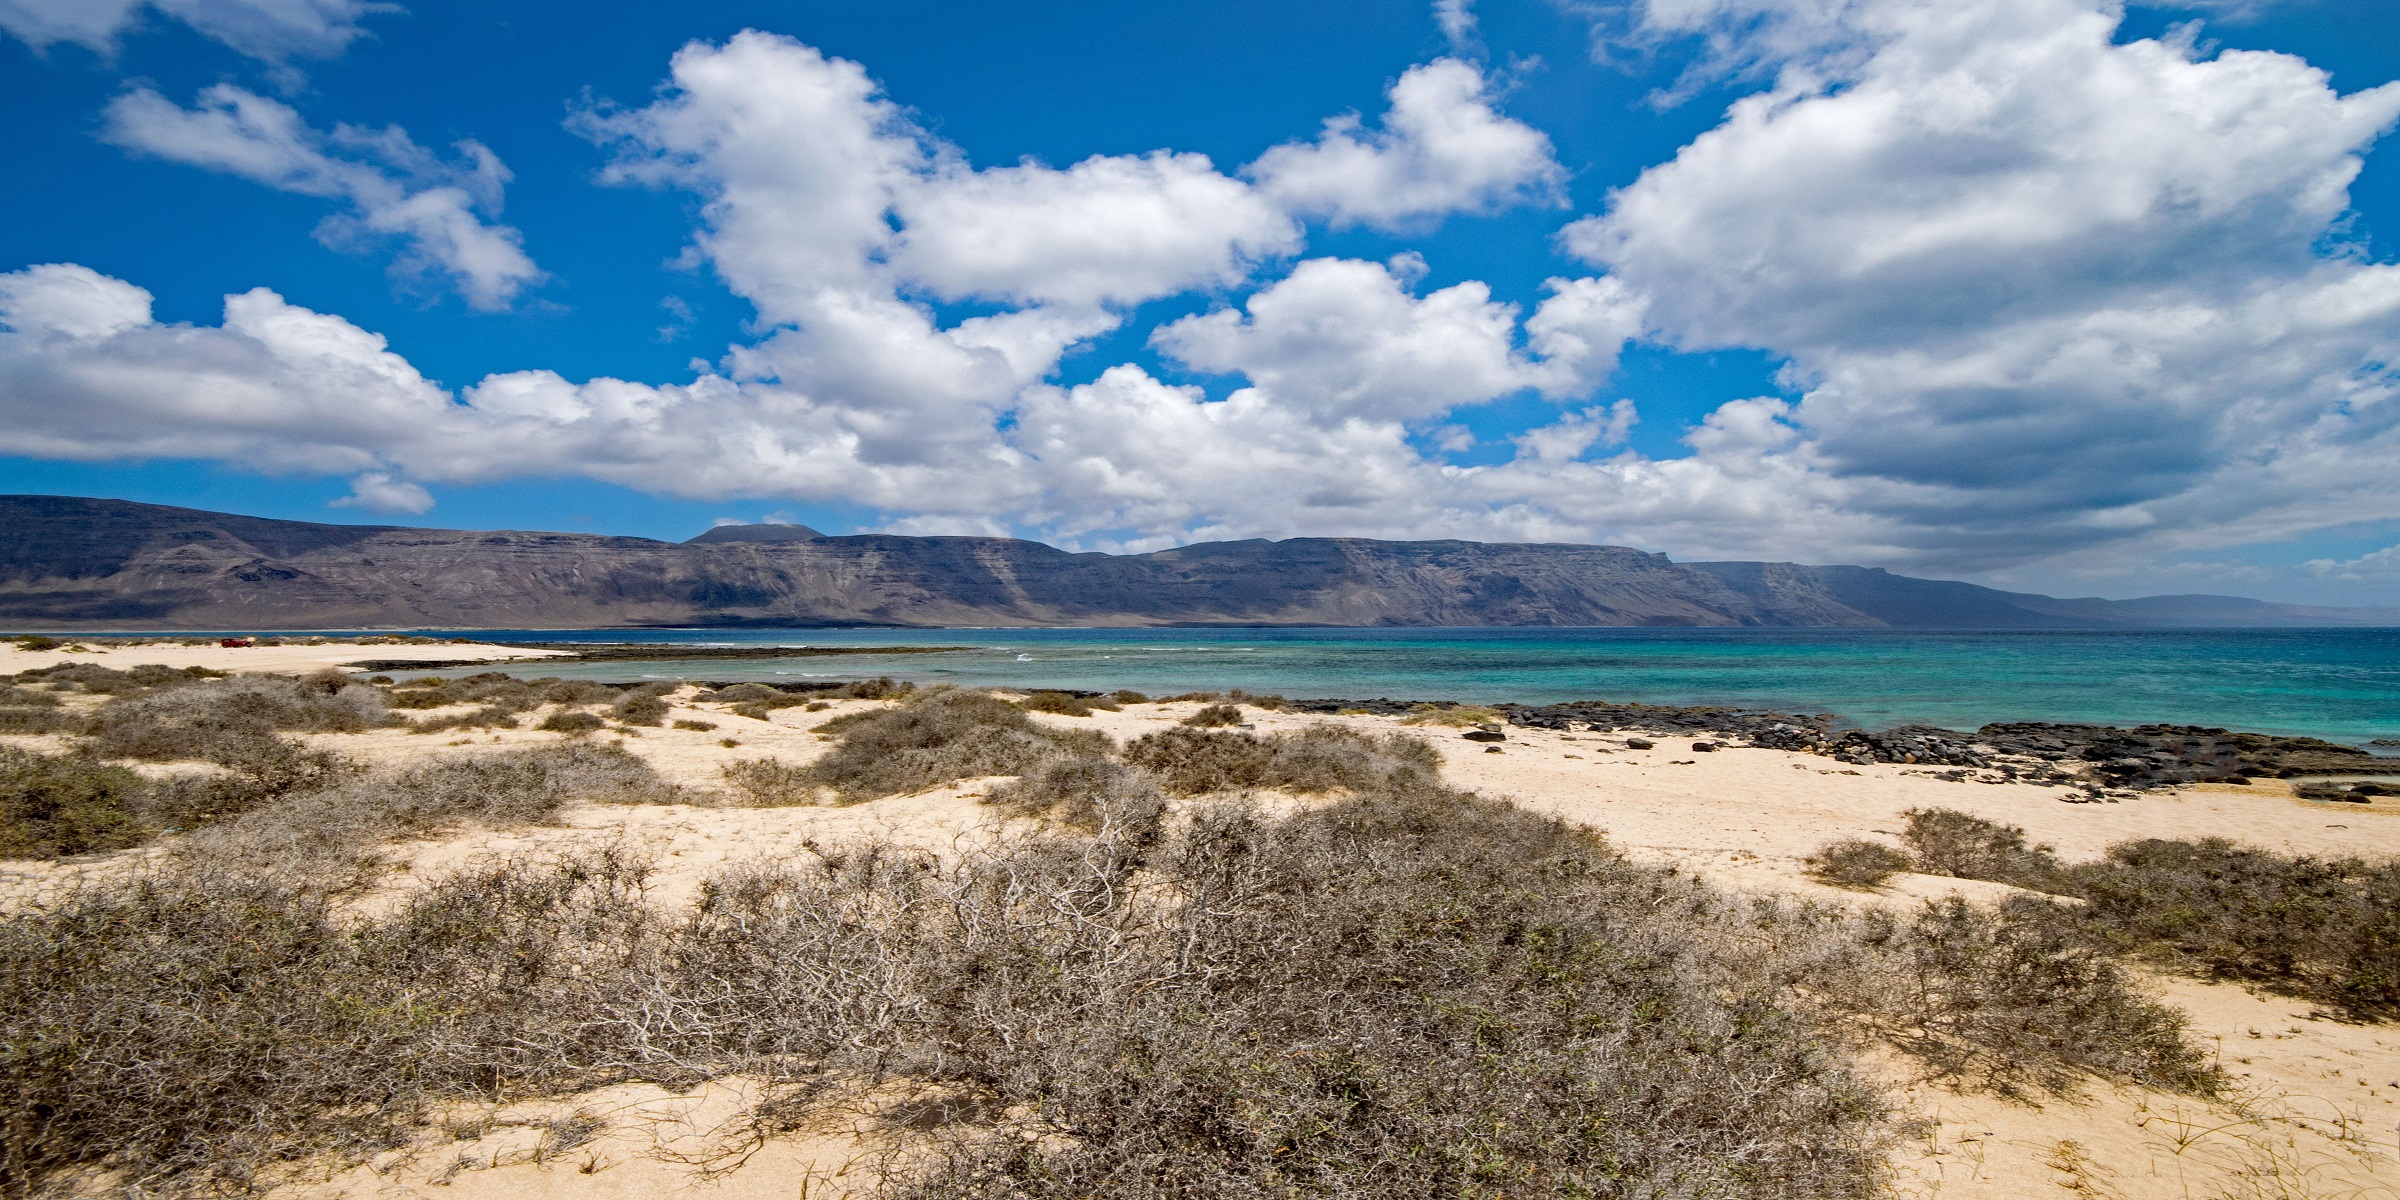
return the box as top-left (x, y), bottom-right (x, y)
top-left (346, 627), bottom-right (2400, 746)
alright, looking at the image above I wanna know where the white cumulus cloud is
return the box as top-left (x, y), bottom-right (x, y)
top-left (0, 0), bottom-right (389, 60)
top-left (1558, 0), bottom-right (2400, 571)
top-left (104, 85), bottom-right (544, 310)
top-left (13, 9), bottom-right (2394, 598)
top-left (1152, 257), bottom-right (1643, 423)
top-left (1248, 58), bottom-right (1567, 230)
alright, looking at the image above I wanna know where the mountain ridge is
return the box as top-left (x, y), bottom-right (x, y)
top-left (0, 495), bottom-right (2391, 630)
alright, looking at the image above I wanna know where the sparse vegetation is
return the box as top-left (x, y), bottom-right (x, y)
top-left (706, 677), bottom-right (914, 721)
top-left (1019, 690), bottom-right (1119, 716)
top-left (1900, 807), bottom-right (2067, 890)
top-left (1827, 808), bottom-right (2400, 1019)
top-left (536, 710), bottom-right (606, 736)
top-left (611, 682), bottom-right (677, 727)
top-left (0, 680), bottom-right (2257, 1196)
top-left (1400, 702), bottom-right (1505, 727)
top-left (674, 718), bottom-right (718, 732)
top-left (805, 688), bottom-right (1108, 801)
top-left (0, 748), bottom-right (154, 858)
top-left (1123, 724), bottom-right (1439, 795)
top-left (985, 754), bottom-right (1164, 834)
top-left (2067, 838), bottom-right (2400, 1018)
top-left (407, 704), bottom-right (520, 733)
top-left (1857, 897), bottom-right (2220, 1098)
top-left (1808, 837), bottom-right (1914, 890)
top-left (721, 757), bottom-right (821, 806)
top-left (1179, 702), bottom-right (1242, 727)
top-left (177, 743), bottom-right (681, 880)
top-left (82, 672), bottom-right (394, 765)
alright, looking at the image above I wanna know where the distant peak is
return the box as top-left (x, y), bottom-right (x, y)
top-left (685, 522), bottom-right (825, 545)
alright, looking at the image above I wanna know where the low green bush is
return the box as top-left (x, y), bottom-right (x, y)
top-left (1856, 897), bottom-right (2221, 1099)
top-left (0, 748), bottom-right (154, 859)
top-left (536, 710), bottom-right (606, 736)
top-left (720, 757), bottom-right (821, 806)
top-left (2066, 838), bottom-right (2400, 1018)
top-left (1179, 703), bottom-right (1242, 727)
top-left (806, 689), bottom-right (1108, 801)
top-left (1123, 724), bottom-right (1439, 796)
top-left (1020, 690), bottom-right (1119, 716)
top-left (1900, 807), bottom-right (2067, 891)
top-left (82, 673), bottom-right (394, 765)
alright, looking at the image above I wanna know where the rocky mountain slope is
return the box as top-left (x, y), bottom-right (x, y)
top-left (1, 496), bottom-right (2391, 630)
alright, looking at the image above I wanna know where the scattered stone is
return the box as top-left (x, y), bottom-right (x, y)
top-left (1691, 741), bottom-right (1719, 752)
top-left (1286, 695), bottom-right (2388, 794)
top-left (1462, 728), bottom-right (1507, 743)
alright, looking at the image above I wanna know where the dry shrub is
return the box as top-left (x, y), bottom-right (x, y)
top-left (1900, 807), bottom-right (2066, 891)
top-left (0, 752), bottom-right (2229, 1197)
top-left (1108, 690), bottom-right (1150, 705)
top-left (1019, 690), bottom-right (1118, 716)
top-left (711, 678), bottom-right (915, 722)
top-left (1399, 703), bottom-right (1505, 727)
top-left (0, 708), bottom-right (70, 735)
top-left (612, 683), bottom-right (678, 727)
top-left (1122, 724), bottom-right (1439, 796)
top-left (14, 662), bottom-right (223, 698)
top-left (2066, 838), bottom-right (2400, 1018)
top-left (1179, 703), bottom-right (1242, 728)
top-left (674, 718), bottom-right (718, 732)
top-left (408, 704), bottom-right (520, 733)
top-left (0, 850), bottom-right (658, 1197)
top-left (180, 743), bottom-right (680, 878)
top-left (537, 710), bottom-right (606, 736)
top-left (542, 680), bottom-right (621, 707)
top-left (384, 672), bottom-right (537, 712)
top-left (834, 677), bottom-right (913, 701)
top-left (385, 674), bottom-right (633, 717)
top-left (872, 785), bottom-right (1894, 1199)
top-left (1878, 814), bottom-right (2398, 1017)
top-left (807, 690), bottom-right (1108, 801)
top-left (1808, 838), bottom-right (1914, 890)
top-left (1855, 897), bottom-right (2221, 1099)
top-left (721, 757), bottom-right (823, 806)
top-left (0, 747), bottom-right (153, 859)
top-left (985, 755), bottom-right (1165, 836)
top-left (83, 674), bottom-right (394, 765)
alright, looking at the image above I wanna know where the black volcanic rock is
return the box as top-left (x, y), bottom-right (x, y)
top-left (1, 495), bottom-right (2394, 631)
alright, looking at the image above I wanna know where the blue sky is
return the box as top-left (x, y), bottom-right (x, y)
top-left (2, 0), bottom-right (2398, 604)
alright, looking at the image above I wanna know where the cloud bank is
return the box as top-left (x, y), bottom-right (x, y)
top-left (3, 3), bottom-right (2398, 591)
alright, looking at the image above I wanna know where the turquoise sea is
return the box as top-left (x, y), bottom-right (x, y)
top-left (377, 627), bottom-right (2400, 747)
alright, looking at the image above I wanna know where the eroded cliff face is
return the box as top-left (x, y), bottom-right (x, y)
top-left (1, 496), bottom-right (2388, 629)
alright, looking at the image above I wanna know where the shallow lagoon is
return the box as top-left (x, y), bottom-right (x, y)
top-left (378, 626), bottom-right (2400, 745)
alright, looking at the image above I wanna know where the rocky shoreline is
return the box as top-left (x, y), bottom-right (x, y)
top-left (418, 673), bottom-right (2400, 804)
top-left (1280, 696), bottom-right (2398, 801)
